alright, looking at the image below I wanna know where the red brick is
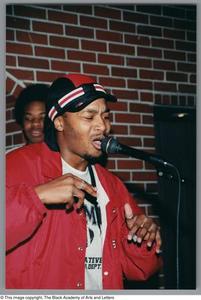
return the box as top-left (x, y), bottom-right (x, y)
top-left (48, 10), bottom-right (78, 24)
top-left (80, 15), bottom-right (107, 29)
top-left (138, 47), bottom-right (162, 58)
top-left (14, 5), bottom-right (46, 19)
top-left (95, 6), bottom-right (121, 20)
top-left (13, 132), bottom-right (24, 144)
top-left (132, 171), bottom-right (158, 181)
top-left (18, 57), bottom-right (49, 69)
top-left (152, 38), bottom-right (174, 49)
top-left (137, 25), bottom-right (162, 37)
top-left (81, 40), bottom-right (107, 52)
top-left (6, 29), bottom-right (15, 41)
top-left (118, 159), bottom-right (143, 170)
top-left (130, 103), bottom-right (153, 114)
top-left (125, 34), bottom-right (150, 46)
top-left (33, 21), bottom-right (63, 35)
top-left (164, 50), bottom-right (186, 61)
top-left (140, 92), bottom-right (154, 102)
top-left (110, 20), bottom-right (136, 34)
top-left (163, 95), bottom-right (171, 105)
top-left (109, 43), bottom-right (134, 55)
top-left (110, 125), bottom-right (128, 135)
top-left (144, 138), bottom-right (155, 148)
top-left (107, 101), bottom-right (127, 111)
top-left (112, 89), bottom-right (138, 101)
top-left (17, 31), bottom-right (48, 45)
top-left (6, 121), bottom-right (21, 133)
top-left (98, 54), bottom-right (124, 66)
top-left (187, 97), bottom-right (195, 106)
top-left (179, 84), bottom-right (196, 94)
top-left (7, 68), bottom-right (34, 81)
top-left (116, 113), bottom-right (141, 124)
top-left (68, 50), bottom-right (96, 62)
top-left (6, 16), bottom-right (30, 30)
top-left (6, 95), bottom-right (16, 105)
top-left (128, 80), bottom-right (153, 91)
top-left (176, 41), bottom-right (196, 52)
top-left (166, 72), bottom-right (188, 82)
top-left (140, 70), bottom-right (164, 80)
top-left (177, 62), bottom-right (196, 73)
top-left (154, 94), bottom-right (162, 105)
top-left (117, 137), bottom-right (142, 147)
top-left (6, 42), bottom-right (33, 55)
top-left (63, 5), bottom-right (92, 15)
top-left (153, 60), bottom-right (175, 71)
top-left (112, 67), bottom-right (137, 78)
top-left (65, 25), bottom-right (94, 38)
top-left (163, 28), bottom-right (185, 40)
top-left (36, 71), bottom-right (64, 83)
top-left (136, 5), bottom-right (161, 15)
top-left (187, 31), bottom-right (196, 42)
top-left (154, 82), bottom-right (177, 92)
top-left (35, 46), bottom-right (65, 59)
top-left (84, 64), bottom-right (109, 75)
top-left (163, 6), bottom-right (185, 19)
top-left (131, 126), bottom-right (155, 136)
top-left (99, 77), bottom-right (126, 88)
top-left (174, 19), bottom-right (196, 31)
top-left (190, 74), bottom-right (196, 84)
top-left (123, 11), bottom-right (148, 24)
top-left (104, 159), bottom-right (116, 170)
top-left (6, 135), bottom-right (12, 147)
top-left (96, 30), bottom-right (123, 43)
top-left (150, 15), bottom-right (173, 27)
top-left (6, 109), bottom-right (12, 122)
top-left (112, 172), bottom-right (131, 182)
top-left (127, 57), bottom-right (152, 68)
top-left (6, 55), bottom-right (16, 67)
top-left (51, 60), bottom-right (80, 72)
top-left (50, 36), bottom-right (78, 49)
top-left (142, 115), bottom-right (154, 125)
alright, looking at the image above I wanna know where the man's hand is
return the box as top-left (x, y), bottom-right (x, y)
top-left (34, 173), bottom-right (97, 210)
top-left (124, 203), bottom-right (161, 254)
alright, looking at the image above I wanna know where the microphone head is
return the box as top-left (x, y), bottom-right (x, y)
top-left (101, 137), bottom-right (119, 154)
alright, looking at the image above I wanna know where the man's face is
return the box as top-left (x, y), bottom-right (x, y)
top-left (56, 98), bottom-right (111, 168)
top-left (23, 101), bottom-right (46, 144)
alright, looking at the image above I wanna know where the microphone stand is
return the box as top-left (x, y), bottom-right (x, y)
top-left (155, 164), bottom-right (182, 289)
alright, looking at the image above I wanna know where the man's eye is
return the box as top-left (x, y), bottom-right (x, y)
top-left (84, 116), bottom-right (93, 120)
top-left (24, 117), bottom-right (33, 122)
top-left (103, 115), bottom-right (110, 119)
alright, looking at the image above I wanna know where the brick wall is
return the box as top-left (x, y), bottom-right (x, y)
top-left (6, 4), bottom-right (196, 288)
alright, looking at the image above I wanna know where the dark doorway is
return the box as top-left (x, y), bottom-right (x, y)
top-left (153, 105), bottom-right (196, 289)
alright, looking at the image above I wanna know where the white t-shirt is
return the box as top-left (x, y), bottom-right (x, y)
top-left (61, 159), bottom-right (109, 290)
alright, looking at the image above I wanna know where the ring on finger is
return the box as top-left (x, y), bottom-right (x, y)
top-left (79, 180), bottom-right (85, 190)
top-left (126, 214), bottom-right (134, 220)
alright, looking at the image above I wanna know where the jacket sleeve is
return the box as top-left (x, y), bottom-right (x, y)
top-left (6, 150), bottom-right (48, 252)
top-left (110, 173), bottom-right (163, 281)
top-left (120, 223), bottom-right (163, 281)
top-left (6, 183), bottom-right (47, 252)
top-left (115, 176), bottom-right (163, 281)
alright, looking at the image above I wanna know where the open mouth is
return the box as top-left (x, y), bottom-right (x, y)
top-left (31, 131), bottom-right (43, 137)
top-left (92, 136), bottom-right (105, 150)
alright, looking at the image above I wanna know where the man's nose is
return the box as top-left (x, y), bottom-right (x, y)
top-left (32, 118), bottom-right (42, 127)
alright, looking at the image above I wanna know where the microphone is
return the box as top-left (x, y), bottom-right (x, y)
top-left (101, 136), bottom-right (174, 169)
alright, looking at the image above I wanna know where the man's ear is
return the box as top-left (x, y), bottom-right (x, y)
top-left (54, 116), bottom-right (63, 132)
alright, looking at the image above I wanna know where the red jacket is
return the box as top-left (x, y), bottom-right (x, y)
top-left (6, 142), bottom-right (162, 289)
